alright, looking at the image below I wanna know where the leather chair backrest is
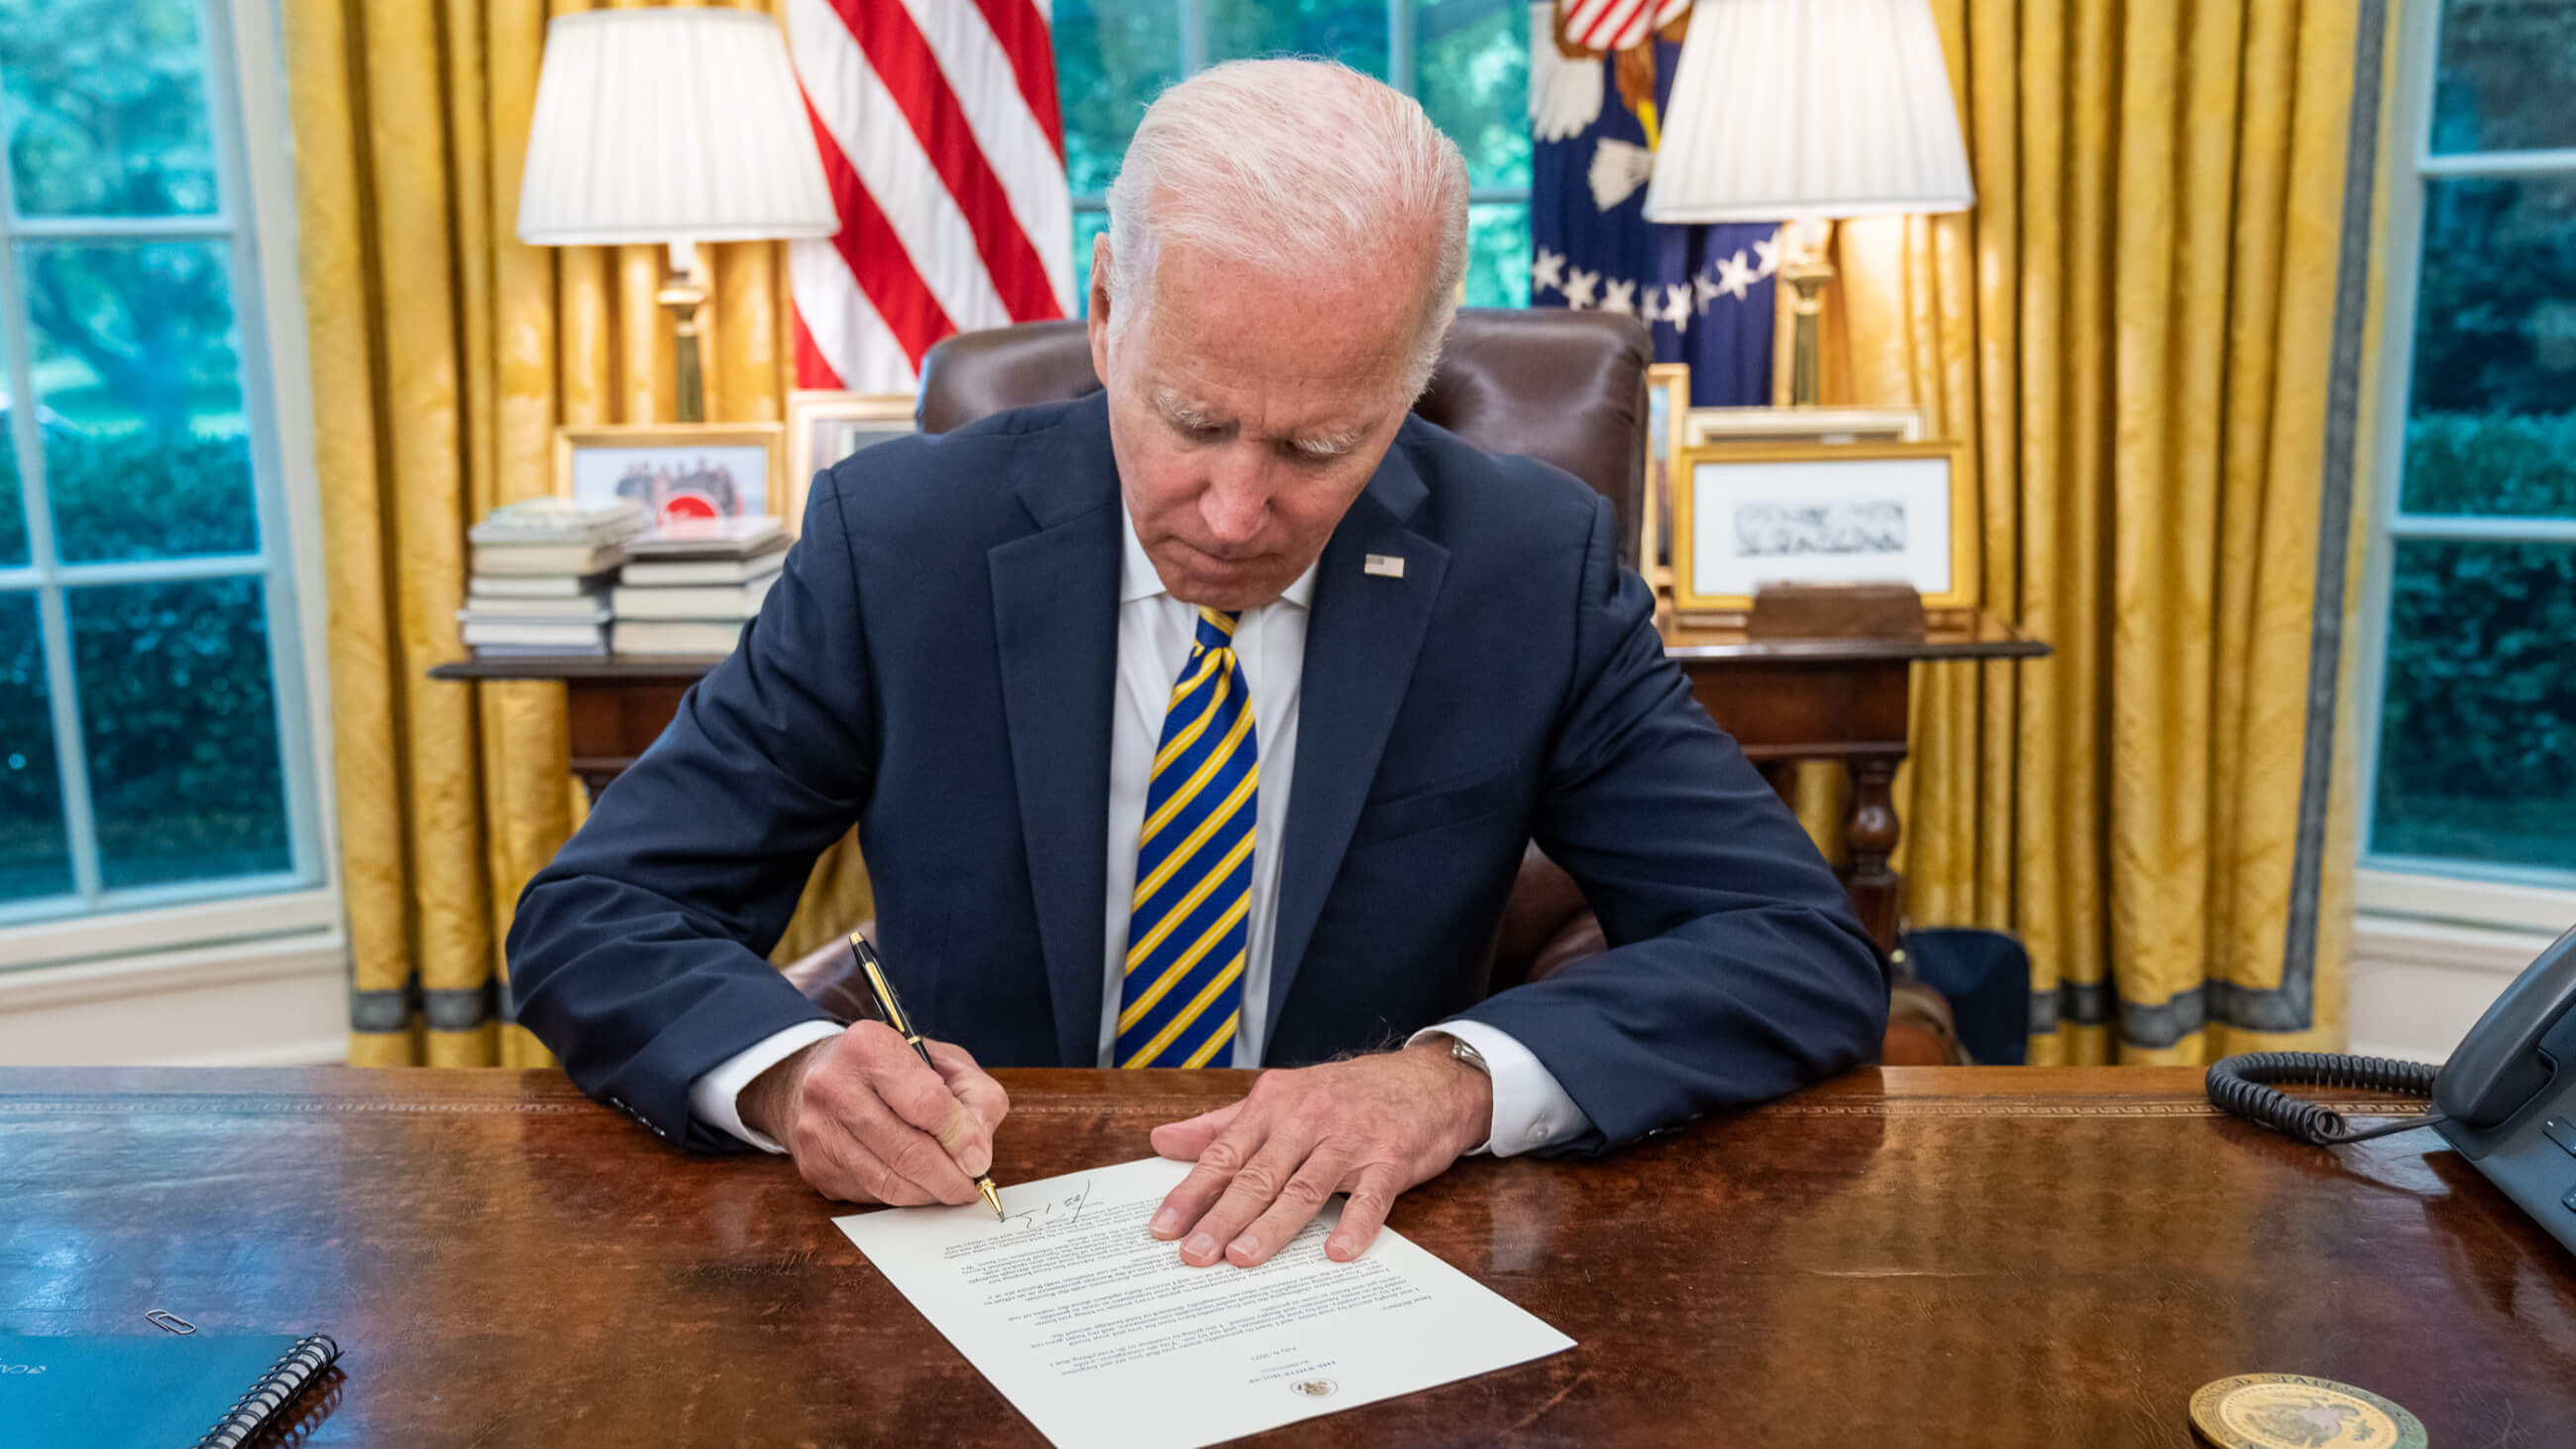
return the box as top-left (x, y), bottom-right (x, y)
top-left (913, 309), bottom-right (1652, 566)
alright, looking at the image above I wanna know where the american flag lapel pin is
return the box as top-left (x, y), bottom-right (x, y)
top-left (1363, 553), bottom-right (1405, 579)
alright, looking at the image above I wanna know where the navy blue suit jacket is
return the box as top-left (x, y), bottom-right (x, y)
top-left (507, 392), bottom-right (1885, 1154)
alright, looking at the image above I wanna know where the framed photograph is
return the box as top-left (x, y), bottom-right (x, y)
top-left (787, 390), bottom-right (917, 527)
top-left (1670, 439), bottom-right (1975, 613)
top-left (555, 424), bottom-right (784, 529)
top-left (1641, 363), bottom-right (1689, 587)
top-left (1685, 405), bottom-right (1924, 447)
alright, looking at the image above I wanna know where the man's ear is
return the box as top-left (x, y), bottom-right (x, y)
top-left (1087, 238), bottom-right (1114, 385)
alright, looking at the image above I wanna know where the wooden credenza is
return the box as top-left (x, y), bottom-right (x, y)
top-left (431, 612), bottom-right (2046, 952)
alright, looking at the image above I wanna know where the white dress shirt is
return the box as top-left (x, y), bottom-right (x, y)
top-left (688, 499), bottom-right (1591, 1157)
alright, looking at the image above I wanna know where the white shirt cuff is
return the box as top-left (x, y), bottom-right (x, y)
top-left (1408, 1020), bottom-right (1591, 1158)
top-left (688, 1020), bottom-right (846, 1153)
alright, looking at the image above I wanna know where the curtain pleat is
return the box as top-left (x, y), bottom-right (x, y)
top-left (1821, 0), bottom-right (2386, 1063)
top-left (282, 0), bottom-right (874, 1066)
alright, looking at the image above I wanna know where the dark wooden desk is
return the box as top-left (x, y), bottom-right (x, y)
top-left (4, 1066), bottom-right (2565, 1446)
top-left (430, 613), bottom-right (2045, 951)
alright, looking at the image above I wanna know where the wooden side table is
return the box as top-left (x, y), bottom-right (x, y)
top-left (429, 658), bottom-right (717, 802)
top-left (431, 611), bottom-right (2047, 951)
top-left (1659, 612), bottom-right (2049, 949)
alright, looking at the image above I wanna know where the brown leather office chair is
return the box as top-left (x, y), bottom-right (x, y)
top-left (781, 311), bottom-right (1945, 1060)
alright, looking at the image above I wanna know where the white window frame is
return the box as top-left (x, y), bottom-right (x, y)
top-left (2350, 0), bottom-right (2576, 944)
top-left (1065, 0), bottom-right (1533, 306)
top-left (0, 0), bottom-right (340, 985)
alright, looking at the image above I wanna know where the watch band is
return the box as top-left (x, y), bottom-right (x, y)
top-left (1447, 1034), bottom-right (1489, 1074)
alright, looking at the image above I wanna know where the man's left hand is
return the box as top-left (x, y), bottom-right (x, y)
top-left (1146, 1036), bottom-right (1491, 1268)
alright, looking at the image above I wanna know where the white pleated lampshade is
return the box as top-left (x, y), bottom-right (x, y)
top-left (1643, 0), bottom-right (1975, 223)
top-left (516, 9), bottom-right (837, 247)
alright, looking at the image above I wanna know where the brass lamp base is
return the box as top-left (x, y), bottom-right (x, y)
top-left (1780, 217), bottom-right (1834, 408)
top-left (658, 240), bottom-right (709, 422)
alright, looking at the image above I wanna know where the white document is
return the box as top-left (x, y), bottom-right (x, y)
top-left (832, 1156), bottom-right (1574, 1449)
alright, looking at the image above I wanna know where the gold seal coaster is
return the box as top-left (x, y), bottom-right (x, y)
top-left (2191, 1374), bottom-right (2427, 1449)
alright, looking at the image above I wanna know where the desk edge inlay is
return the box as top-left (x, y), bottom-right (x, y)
top-left (0, 1093), bottom-right (2433, 1121)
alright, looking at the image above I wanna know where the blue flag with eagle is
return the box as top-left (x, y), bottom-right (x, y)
top-left (1529, 0), bottom-right (1777, 406)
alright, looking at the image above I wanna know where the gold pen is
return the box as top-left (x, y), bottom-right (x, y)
top-left (849, 933), bottom-right (1007, 1220)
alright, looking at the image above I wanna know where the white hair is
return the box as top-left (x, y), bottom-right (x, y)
top-left (1103, 58), bottom-right (1470, 398)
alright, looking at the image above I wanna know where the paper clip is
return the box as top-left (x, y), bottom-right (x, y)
top-left (145, 1309), bottom-right (197, 1335)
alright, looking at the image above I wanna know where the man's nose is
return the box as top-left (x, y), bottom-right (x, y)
top-left (1199, 450), bottom-right (1271, 546)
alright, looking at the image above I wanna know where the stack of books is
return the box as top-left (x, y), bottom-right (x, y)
top-left (459, 498), bottom-right (649, 658)
top-left (608, 516), bottom-right (791, 656)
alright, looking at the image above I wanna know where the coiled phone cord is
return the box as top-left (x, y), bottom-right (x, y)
top-left (2204, 1052), bottom-right (2448, 1145)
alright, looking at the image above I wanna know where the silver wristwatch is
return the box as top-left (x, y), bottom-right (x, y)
top-left (1444, 1034), bottom-right (1488, 1075)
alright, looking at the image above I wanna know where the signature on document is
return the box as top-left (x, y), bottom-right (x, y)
top-left (1000, 1178), bottom-right (1094, 1232)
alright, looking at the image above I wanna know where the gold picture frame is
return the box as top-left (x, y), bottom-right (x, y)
top-left (786, 390), bottom-right (918, 529)
top-left (1670, 438), bottom-right (1975, 614)
top-left (1641, 362), bottom-right (1689, 588)
top-left (1684, 405), bottom-right (1924, 447)
top-left (554, 422), bottom-right (786, 528)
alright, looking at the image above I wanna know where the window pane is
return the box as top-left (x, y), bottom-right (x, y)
top-left (1416, 0), bottom-right (1529, 189)
top-left (2402, 178), bottom-right (2576, 517)
top-left (1072, 208), bottom-right (1110, 314)
top-left (2401, 414), bottom-right (2576, 518)
top-left (2430, 0), bottom-right (2576, 156)
top-left (1464, 199), bottom-right (1528, 307)
top-left (0, 591), bottom-right (70, 902)
top-left (19, 240), bottom-right (258, 562)
top-left (1055, 0), bottom-right (1181, 197)
top-left (0, 396), bottom-right (25, 567)
top-left (1206, 0), bottom-right (1388, 77)
top-left (67, 576), bottom-right (289, 890)
top-left (2370, 538), bottom-right (2576, 874)
top-left (0, 0), bottom-right (219, 216)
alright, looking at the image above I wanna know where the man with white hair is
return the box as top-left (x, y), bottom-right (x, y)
top-left (508, 59), bottom-right (1882, 1271)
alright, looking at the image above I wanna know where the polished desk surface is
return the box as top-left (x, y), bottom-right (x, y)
top-left (5, 1066), bottom-right (2568, 1446)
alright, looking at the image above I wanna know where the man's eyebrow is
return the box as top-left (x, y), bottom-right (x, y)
top-left (1285, 424), bottom-right (1371, 459)
top-left (1152, 388), bottom-right (1368, 456)
top-left (1151, 390), bottom-right (1226, 430)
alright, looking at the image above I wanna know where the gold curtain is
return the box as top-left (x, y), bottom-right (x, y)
top-left (282, 0), bottom-right (871, 1067)
top-left (1815, 0), bottom-right (2393, 1063)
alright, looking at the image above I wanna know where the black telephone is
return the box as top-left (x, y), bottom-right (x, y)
top-left (2208, 922), bottom-right (2576, 1256)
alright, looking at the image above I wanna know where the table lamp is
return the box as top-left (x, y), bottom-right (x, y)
top-left (1643, 0), bottom-right (1974, 404)
top-left (517, 9), bottom-right (837, 422)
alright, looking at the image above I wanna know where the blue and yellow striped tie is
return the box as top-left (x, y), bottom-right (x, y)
top-left (1117, 607), bottom-right (1256, 1068)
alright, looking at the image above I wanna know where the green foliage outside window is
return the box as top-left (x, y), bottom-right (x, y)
top-left (0, 594), bottom-right (70, 902)
top-left (2372, 534), bottom-right (2576, 870)
top-left (0, 0), bottom-right (216, 217)
top-left (67, 574), bottom-right (289, 890)
top-left (2401, 412), bottom-right (2576, 518)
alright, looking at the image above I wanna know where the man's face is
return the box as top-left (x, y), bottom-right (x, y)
top-left (1088, 235), bottom-right (1426, 612)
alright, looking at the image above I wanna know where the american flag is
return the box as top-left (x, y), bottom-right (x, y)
top-left (783, 0), bottom-right (1073, 393)
top-left (1531, 6), bottom-right (1775, 407)
top-left (1559, 0), bottom-right (1691, 53)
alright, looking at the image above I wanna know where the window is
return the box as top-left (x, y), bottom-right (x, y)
top-left (2358, 0), bottom-right (2576, 904)
top-left (0, 0), bottom-right (326, 945)
top-left (1053, 0), bottom-right (1532, 311)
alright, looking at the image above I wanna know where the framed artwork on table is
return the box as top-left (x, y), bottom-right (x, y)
top-left (786, 390), bottom-right (917, 528)
top-left (1641, 363), bottom-right (1689, 586)
top-left (1670, 439), bottom-right (1975, 614)
top-left (554, 423), bottom-right (785, 530)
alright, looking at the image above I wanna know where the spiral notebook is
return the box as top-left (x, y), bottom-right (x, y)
top-left (1, 1331), bottom-right (341, 1448)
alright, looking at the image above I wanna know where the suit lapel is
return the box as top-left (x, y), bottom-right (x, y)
top-left (990, 397), bottom-right (1122, 1068)
top-left (1265, 438), bottom-right (1448, 1054)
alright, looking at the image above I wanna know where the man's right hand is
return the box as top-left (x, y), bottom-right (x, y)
top-left (738, 1022), bottom-right (1009, 1205)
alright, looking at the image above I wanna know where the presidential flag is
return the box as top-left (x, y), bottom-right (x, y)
top-left (784, 0), bottom-right (1074, 393)
top-left (1528, 1), bottom-right (1777, 406)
